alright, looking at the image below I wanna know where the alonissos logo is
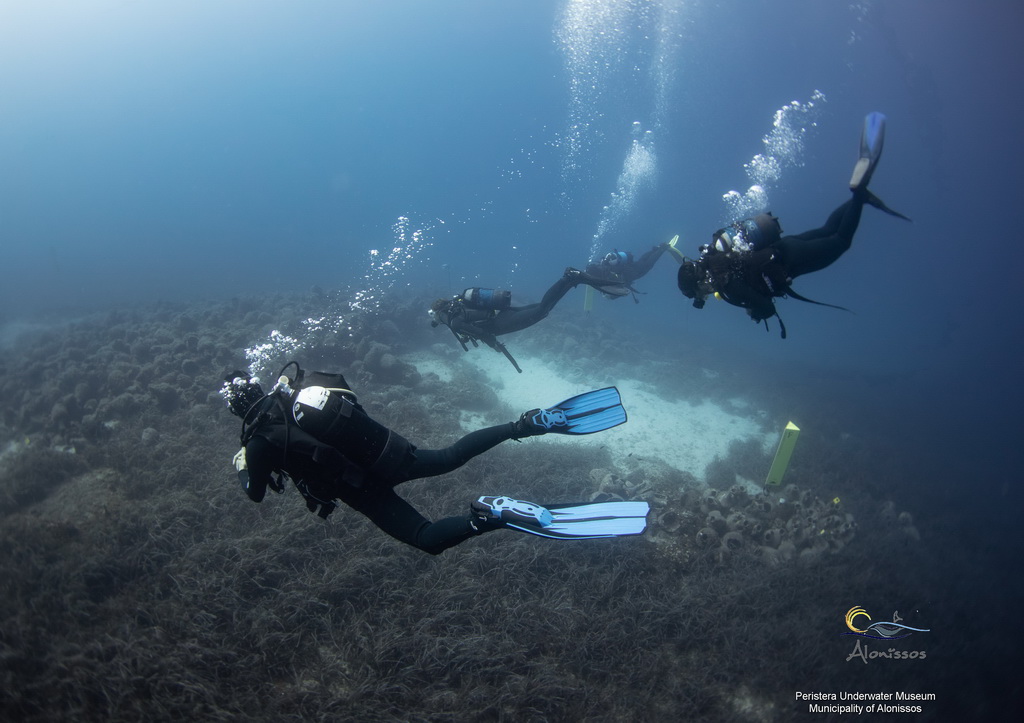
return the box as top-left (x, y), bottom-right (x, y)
top-left (843, 607), bottom-right (929, 640)
top-left (842, 607), bottom-right (930, 664)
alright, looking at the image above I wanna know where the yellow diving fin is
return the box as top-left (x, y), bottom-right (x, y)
top-left (764, 421), bottom-right (800, 487)
top-left (666, 234), bottom-right (686, 264)
top-left (583, 284), bottom-right (594, 312)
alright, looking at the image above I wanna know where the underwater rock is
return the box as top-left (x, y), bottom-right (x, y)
top-left (362, 341), bottom-right (389, 369)
top-left (359, 343), bottom-right (421, 386)
top-left (375, 319), bottom-right (402, 341)
top-left (148, 383), bottom-right (180, 413)
top-left (73, 382), bottom-right (91, 408)
top-left (49, 401), bottom-right (70, 427)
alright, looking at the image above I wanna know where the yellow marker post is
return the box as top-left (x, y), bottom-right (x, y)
top-left (583, 284), bottom-right (594, 312)
top-left (764, 421), bottom-right (800, 487)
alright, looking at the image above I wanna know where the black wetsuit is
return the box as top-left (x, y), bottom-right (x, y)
top-left (440, 275), bottom-right (575, 343)
top-left (585, 244), bottom-right (668, 295)
top-left (434, 274), bottom-right (580, 370)
top-left (692, 192), bottom-right (868, 325)
top-left (241, 395), bottom-right (513, 555)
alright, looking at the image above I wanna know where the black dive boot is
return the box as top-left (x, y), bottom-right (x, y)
top-left (563, 266), bottom-right (630, 296)
top-left (510, 409), bottom-right (547, 439)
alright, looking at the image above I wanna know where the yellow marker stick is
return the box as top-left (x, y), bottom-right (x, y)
top-left (583, 284), bottom-right (594, 312)
top-left (764, 421), bottom-right (800, 487)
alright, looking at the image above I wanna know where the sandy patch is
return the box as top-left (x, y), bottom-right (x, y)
top-left (407, 349), bottom-right (776, 481)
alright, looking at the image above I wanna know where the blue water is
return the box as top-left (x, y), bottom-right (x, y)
top-left (2, 0), bottom-right (1021, 712)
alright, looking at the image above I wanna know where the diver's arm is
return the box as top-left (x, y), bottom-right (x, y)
top-left (239, 436), bottom-right (276, 502)
top-left (445, 311), bottom-right (479, 338)
top-left (719, 279), bottom-right (778, 322)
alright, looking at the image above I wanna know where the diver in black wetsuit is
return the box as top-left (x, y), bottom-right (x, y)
top-left (583, 243), bottom-right (671, 301)
top-left (429, 267), bottom-right (605, 372)
top-left (676, 112), bottom-right (910, 338)
top-left (221, 365), bottom-right (558, 555)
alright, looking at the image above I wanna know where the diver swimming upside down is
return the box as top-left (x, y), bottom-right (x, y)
top-left (676, 112), bottom-right (911, 338)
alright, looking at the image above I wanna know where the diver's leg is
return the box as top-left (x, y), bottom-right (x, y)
top-left (784, 199), bottom-right (855, 241)
top-left (536, 273), bottom-right (577, 313)
top-left (486, 304), bottom-right (544, 335)
top-left (399, 424), bottom-right (515, 481)
top-left (487, 274), bottom-right (577, 335)
top-left (776, 196), bottom-right (866, 278)
top-left (628, 244), bottom-right (669, 279)
top-left (349, 486), bottom-right (492, 554)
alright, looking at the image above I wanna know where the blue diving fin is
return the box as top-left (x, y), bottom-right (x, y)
top-left (850, 111), bottom-right (886, 191)
top-left (527, 386), bottom-right (627, 435)
top-left (473, 496), bottom-right (649, 539)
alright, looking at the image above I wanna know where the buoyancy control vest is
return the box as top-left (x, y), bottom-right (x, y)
top-left (240, 363), bottom-right (416, 516)
top-left (433, 296), bottom-right (525, 373)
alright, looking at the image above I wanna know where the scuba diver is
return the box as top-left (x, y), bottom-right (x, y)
top-left (583, 242), bottom-right (672, 301)
top-left (429, 267), bottom-right (609, 372)
top-left (221, 362), bottom-right (647, 555)
top-left (676, 112), bottom-right (911, 338)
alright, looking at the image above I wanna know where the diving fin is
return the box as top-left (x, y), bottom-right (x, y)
top-left (850, 111), bottom-right (886, 191)
top-left (666, 234), bottom-right (686, 264)
top-left (527, 386), bottom-right (627, 435)
top-left (570, 267), bottom-right (631, 298)
top-left (864, 189), bottom-right (912, 222)
top-left (473, 496), bottom-right (649, 539)
top-left (597, 283), bottom-right (632, 299)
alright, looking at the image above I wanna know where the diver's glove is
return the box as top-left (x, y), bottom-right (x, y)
top-left (233, 448), bottom-right (249, 486)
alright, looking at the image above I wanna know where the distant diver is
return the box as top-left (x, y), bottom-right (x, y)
top-left (429, 267), bottom-right (611, 372)
top-left (221, 362), bottom-right (647, 555)
top-left (676, 112), bottom-right (911, 338)
top-left (582, 242), bottom-right (672, 301)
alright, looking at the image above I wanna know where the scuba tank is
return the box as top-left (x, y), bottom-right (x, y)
top-left (462, 287), bottom-right (512, 311)
top-left (711, 213), bottom-right (782, 254)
